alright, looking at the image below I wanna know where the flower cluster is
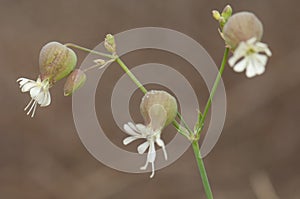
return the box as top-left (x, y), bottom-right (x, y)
top-left (16, 5), bottom-right (273, 184)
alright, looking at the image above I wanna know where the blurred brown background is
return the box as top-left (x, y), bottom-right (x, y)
top-left (1, 0), bottom-right (300, 198)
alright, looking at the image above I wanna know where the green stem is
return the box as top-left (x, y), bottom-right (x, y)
top-left (190, 47), bottom-right (229, 199)
top-left (115, 58), bottom-right (148, 94)
top-left (192, 141), bottom-right (213, 199)
top-left (64, 43), bottom-right (115, 59)
top-left (196, 47), bottom-right (229, 136)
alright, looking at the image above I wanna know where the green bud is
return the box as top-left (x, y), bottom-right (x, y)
top-left (221, 5), bottom-right (232, 20)
top-left (212, 10), bottom-right (221, 21)
top-left (39, 42), bottom-right (77, 83)
top-left (63, 69), bottom-right (86, 96)
top-left (104, 34), bottom-right (116, 53)
top-left (212, 5), bottom-right (233, 29)
top-left (140, 90), bottom-right (177, 129)
top-left (222, 12), bottom-right (263, 50)
top-left (94, 59), bottom-right (106, 66)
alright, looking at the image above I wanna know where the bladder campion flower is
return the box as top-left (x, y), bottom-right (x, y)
top-left (123, 90), bottom-right (177, 178)
top-left (222, 11), bottom-right (272, 77)
top-left (17, 41), bottom-right (78, 117)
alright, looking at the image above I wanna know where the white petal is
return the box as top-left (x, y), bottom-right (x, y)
top-left (235, 41), bottom-right (248, 53)
top-left (156, 138), bottom-right (168, 160)
top-left (17, 78), bottom-right (31, 86)
top-left (17, 77), bottom-right (26, 82)
top-left (247, 37), bottom-right (257, 45)
top-left (255, 64), bottom-right (266, 75)
top-left (123, 124), bottom-right (140, 136)
top-left (39, 91), bottom-right (48, 106)
top-left (41, 91), bottom-right (51, 107)
top-left (245, 54), bottom-right (267, 78)
top-left (123, 136), bottom-right (139, 145)
top-left (21, 82), bottom-right (37, 92)
top-left (253, 41), bottom-right (272, 57)
top-left (265, 48), bottom-right (272, 57)
top-left (35, 90), bottom-right (46, 104)
top-left (228, 55), bottom-right (239, 67)
top-left (147, 141), bottom-right (156, 163)
top-left (128, 122), bottom-right (138, 131)
top-left (256, 42), bottom-right (272, 56)
top-left (245, 59), bottom-right (257, 78)
top-left (136, 124), bottom-right (147, 133)
top-left (150, 162), bottom-right (155, 178)
top-left (30, 86), bottom-right (41, 98)
top-left (255, 41), bottom-right (268, 49)
top-left (253, 54), bottom-right (267, 75)
top-left (137, 141), bottom-right (149, 154)
top-left (229, 43), bottom-right (247, 66)
top-left (233, 57), bottom-right (248, 72)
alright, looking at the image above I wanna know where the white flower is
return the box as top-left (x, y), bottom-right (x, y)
top-left (123, 122), bottom-right (167, 178)
top-left (228, 37), bottom-right (272, 78)
top-left (122, 91), bottom-right (177, 178)
top-left (17, 77), bottom-right (51, 117)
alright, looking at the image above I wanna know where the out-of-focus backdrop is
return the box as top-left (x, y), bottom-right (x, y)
top-left (1, 0), bottom-right (299, 198)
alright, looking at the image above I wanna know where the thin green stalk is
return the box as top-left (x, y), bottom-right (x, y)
top-left (196, 47), bottom-right (229, 136)
top-left (115, 58), bottom-right (148, 94)
top-left (64, 43), bottom-right (115, 59)
top-left (177, 111), bottom-right (193, 135)
top-left (192, 141), bottom-right (213, 199)
top-left (190, 47), bottom-right (229, 199)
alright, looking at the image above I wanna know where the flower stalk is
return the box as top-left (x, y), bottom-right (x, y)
top-left (195, 47), bottom-right (229, 137)
top-left (192, 141), bottom-right (213, 199)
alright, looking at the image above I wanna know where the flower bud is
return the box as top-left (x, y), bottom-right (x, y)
top-left (104, 34), bottom-right (116, 53)
top-left (94, 59), bottom-right (106, 66)
top-left (222, 12), bottom-right (263, 50)
top-left (39, 42), bottom-right (77, 83)
top-left (140, 90), bottom-right (177, 129)
top-left (221, 5), bottom-right (232, 20)
top-left (63, 69), bottom-right (86, 96)
top-left (212, 10), bottom-right (221, 21)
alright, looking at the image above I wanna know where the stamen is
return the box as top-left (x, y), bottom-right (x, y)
top-left (162, 146), bottom-right (168, 160)
top-left (26, 100), bottom-right (37, 117)
top-left (24, 99), bottom-right (34, 111)
top-left (150, 162), bottom-right (155, 178)
top-left (31, 101), bottom-right (38, 117)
